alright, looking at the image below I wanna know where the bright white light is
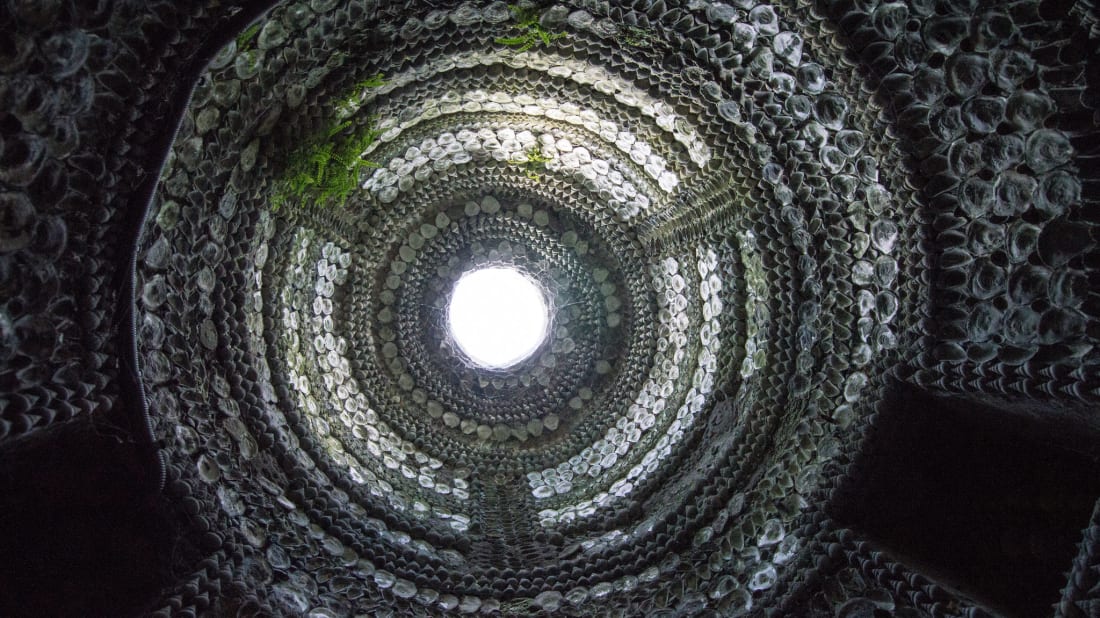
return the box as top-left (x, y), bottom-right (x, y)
top-left (447, 267), bottom-right (549, 368)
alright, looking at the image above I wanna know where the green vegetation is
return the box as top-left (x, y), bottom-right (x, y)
top-left (235, 23), bottom-right (262, 49)
top-left (271, 119), bottom-right (382, 211)
top-left (354, 73), bottom-right (388, 90)
top-left (508, 144), bottom-right (554, 181)
top-left (335, 73), bottom-right (389, 117)
top-left (271, 75), bottom-right (391, 211)
top-left (622, 26), bottom-right (659, 49)
top-left (495, 5), bottom-right (566, 52)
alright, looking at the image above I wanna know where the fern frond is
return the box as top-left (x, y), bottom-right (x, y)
top-left (236, 23), bottom-right (262, 49)
top-left (335, 75), bottom-right (388, 116)
top-left (356, 73), bottom-right (388, 89)
top-left (272, 117), bottom-right (383, 210)
top-left (498, 5), bottom-right (566, 52)
top-left (496, 35), bottom-right (530, 46)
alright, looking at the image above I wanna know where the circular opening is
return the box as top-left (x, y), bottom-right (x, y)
top-left (447, 267), bottom-right (550, 369)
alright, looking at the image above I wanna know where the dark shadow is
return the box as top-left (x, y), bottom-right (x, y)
top-left (831, 379), bottom-right (1100, 617)
top-left (0, 421), bottom-right (175, 618)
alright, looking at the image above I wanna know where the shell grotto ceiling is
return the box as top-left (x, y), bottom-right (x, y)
top-left (1, 0), bottom-right (1099, 616)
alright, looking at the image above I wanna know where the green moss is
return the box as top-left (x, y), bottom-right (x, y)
top-left (495, 5), bottom-right (566, 52)
top-left (508, 144), bottom-right (554, 182)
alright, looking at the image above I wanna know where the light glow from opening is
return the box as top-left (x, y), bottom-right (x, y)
top-left (447, 267), bottom-right (549, 369)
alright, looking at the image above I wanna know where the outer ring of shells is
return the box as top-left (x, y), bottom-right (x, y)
top-left (106, 0), bottom-right (1098, 614)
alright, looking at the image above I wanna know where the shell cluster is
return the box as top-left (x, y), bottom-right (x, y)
top-left (1, 0), bottom-right (1097, 615)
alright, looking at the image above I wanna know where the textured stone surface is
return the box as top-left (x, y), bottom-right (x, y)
top-left (1, 0), bottom-right (1098, 615)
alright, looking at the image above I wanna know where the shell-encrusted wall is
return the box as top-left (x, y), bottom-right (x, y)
top-left (1, 0), bottom-right (1098, 615)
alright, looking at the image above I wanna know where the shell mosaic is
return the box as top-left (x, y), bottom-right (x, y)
top-left (1, 0), bottom-right (1098, 615)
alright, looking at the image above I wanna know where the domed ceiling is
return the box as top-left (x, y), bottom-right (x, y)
top-left (1, 0), bottom-right (1099, 616)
